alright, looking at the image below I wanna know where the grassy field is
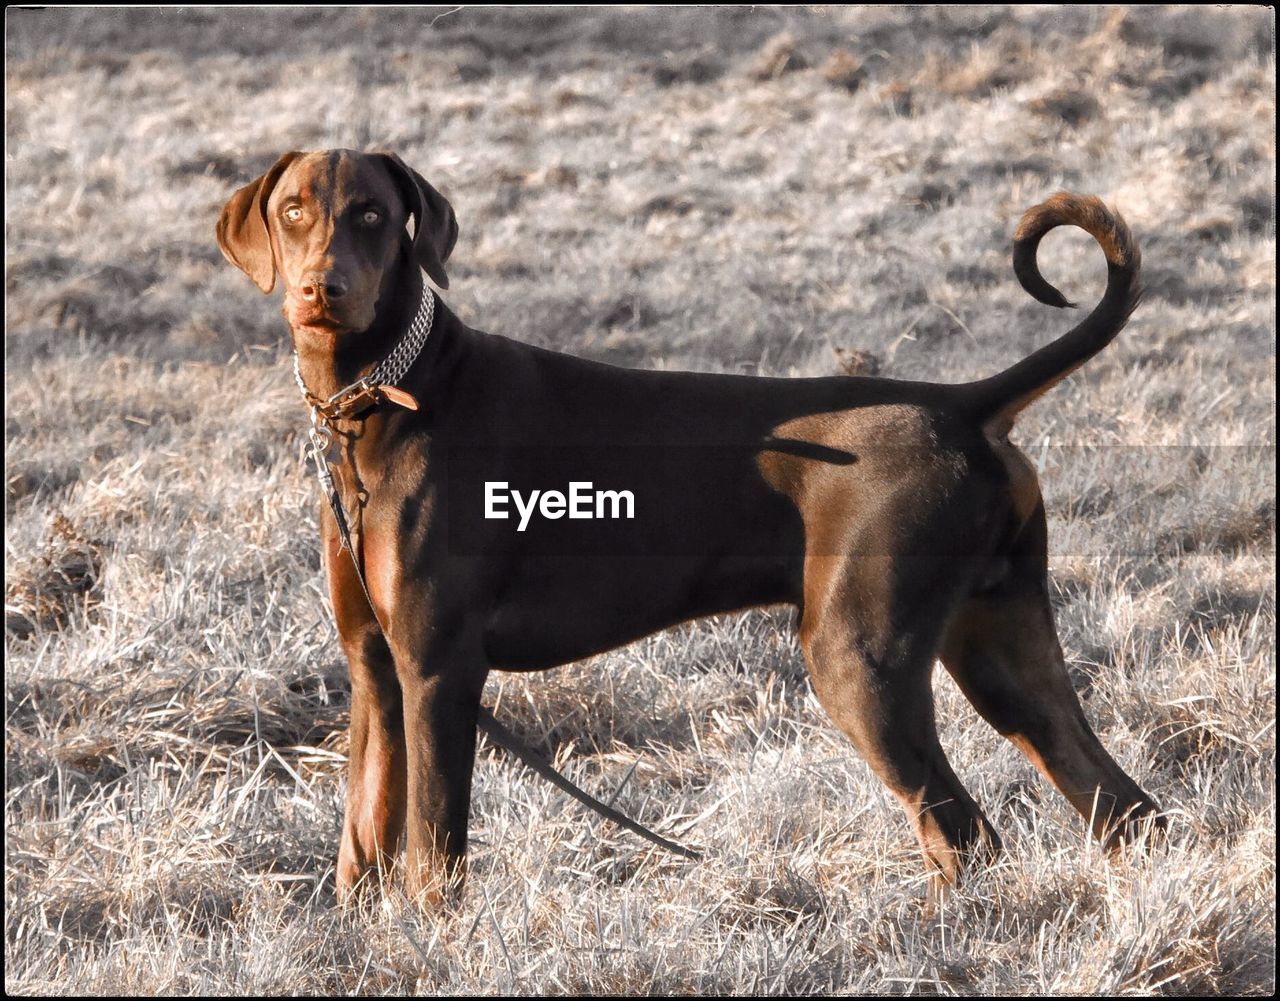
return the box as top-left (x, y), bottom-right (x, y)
top-left (5, 6), bottom-right (1275, 994)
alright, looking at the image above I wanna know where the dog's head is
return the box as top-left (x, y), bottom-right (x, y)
top-left (216, 149), bottom-right (458, 336)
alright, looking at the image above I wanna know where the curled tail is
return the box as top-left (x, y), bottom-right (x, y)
top-left (965, 192), bottom-right (1143, 436)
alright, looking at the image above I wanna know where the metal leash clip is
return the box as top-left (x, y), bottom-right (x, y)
top-left (306, 408), bottom-right (337, 490)
top-left (306, 409), bottom-right (360, 556)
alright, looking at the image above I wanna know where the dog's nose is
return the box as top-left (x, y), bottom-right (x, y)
top-left (299, 272), bottom-right (348, 303)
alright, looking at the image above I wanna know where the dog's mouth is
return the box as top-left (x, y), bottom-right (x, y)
top-left (295, 315), bottom-right (346, 333)
top-left (287, 303), bottom-right (351, 335)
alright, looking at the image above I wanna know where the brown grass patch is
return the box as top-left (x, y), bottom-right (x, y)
top-left (5, 514), bottom-right (106, 637)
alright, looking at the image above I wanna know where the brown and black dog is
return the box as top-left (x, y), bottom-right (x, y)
top-left (217, 149), bottom-right (1163, 903)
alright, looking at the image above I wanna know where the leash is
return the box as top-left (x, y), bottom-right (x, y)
top-left (294, 287), bottom-right (700, 862)
top-left (476, 706), bottom-right (700, 860)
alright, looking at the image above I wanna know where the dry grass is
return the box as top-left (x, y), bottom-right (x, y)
top-left (5, 6), bottom-right (1275, 995)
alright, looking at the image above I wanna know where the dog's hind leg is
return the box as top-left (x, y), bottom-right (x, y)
top-left (940, 504), bottom-right (1163, 850)
top-left (800, 544), bottom-right (1002, 887)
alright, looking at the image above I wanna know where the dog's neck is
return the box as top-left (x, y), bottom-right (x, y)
top-left (289, 260), bottom-right (428, 403)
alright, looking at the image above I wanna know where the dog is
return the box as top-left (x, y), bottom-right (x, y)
top-left (217, 149), bottom-right (1163, 903)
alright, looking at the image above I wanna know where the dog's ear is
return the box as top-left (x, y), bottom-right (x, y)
top-left (375, 152), bottom-right (459, 290)
top-left (215, 152), bottom-right (302, 293)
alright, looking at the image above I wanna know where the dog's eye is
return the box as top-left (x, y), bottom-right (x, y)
top-left (283, 206), bottom-right (303, 223)
top-left (362, 209), bottom-right (381, 224)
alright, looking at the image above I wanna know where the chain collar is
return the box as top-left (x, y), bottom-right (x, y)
top-left (293, 284), bottom-right (435, 422)
top-left (295, 285), bottom-right (434, 571)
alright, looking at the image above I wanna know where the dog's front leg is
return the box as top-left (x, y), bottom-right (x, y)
top-left (391, 633), bottom-right (488, 906)
top-left (325, 529), bottom-right (408, 902)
